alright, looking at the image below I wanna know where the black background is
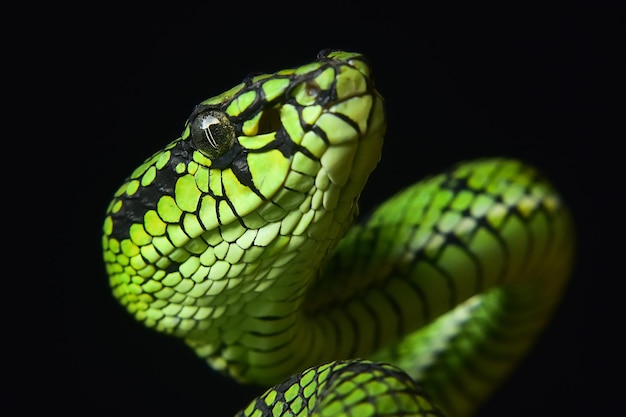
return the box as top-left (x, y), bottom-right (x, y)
top-left (10, 3), bottom-right (623, 416)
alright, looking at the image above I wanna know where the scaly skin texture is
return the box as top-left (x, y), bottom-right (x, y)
top-left (103, 51), bottom-right (574, 416)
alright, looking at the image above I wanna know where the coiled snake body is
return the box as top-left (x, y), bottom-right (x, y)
top-left (103, 51), bottom-right (575, 416)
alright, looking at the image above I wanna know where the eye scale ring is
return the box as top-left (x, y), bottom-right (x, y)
top-left (190, 110), bottom-right (236, 158)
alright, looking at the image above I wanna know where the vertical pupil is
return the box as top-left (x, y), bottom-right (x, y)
top-left (200, 114), bottom-right (220, 148)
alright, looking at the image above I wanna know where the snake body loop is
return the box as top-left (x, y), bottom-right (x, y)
top-left (103, 51), bottom-right (574, 416)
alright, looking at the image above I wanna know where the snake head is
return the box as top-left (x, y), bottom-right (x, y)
top-left (102, 51), bottom-right (385, 344)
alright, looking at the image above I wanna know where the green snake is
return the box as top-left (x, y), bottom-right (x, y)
top-left (102, 50), bottom-right (575, 416)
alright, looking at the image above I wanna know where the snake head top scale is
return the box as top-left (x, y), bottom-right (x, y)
top-left (102, 51), bottom-right (386, 382)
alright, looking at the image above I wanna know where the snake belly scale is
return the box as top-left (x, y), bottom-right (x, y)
top-left (102, 50), bottom-right (575, 416)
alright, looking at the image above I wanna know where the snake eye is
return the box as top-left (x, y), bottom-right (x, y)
top-left (190, 110), bottom-right (236, 158)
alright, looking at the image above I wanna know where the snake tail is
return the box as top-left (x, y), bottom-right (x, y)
top-left (236, 360), bottom-right (445, 417)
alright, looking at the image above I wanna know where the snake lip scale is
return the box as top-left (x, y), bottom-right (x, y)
top-left (103, 50), bottom-right (575, 417)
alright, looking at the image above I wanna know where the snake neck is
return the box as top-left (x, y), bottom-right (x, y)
top-left (200, 159), bottom-right (574, 390)
top-left (181, 120), bottom-right (386, 383)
